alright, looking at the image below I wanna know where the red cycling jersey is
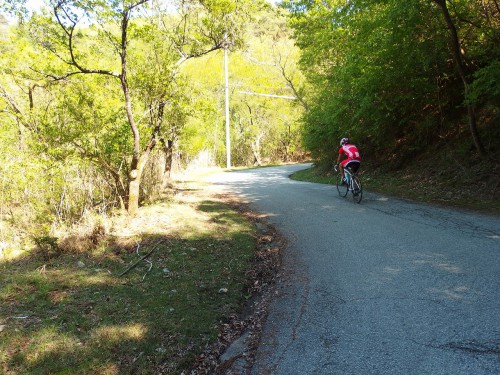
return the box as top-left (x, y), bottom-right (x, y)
top-left (339, 144), bottom-right (361, 167)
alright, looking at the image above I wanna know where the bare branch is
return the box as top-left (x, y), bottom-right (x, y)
top-left (29, 66), bottom-right (119, 81)
top-left (119, 240), bottom-right (163, 277)
top-left (126, 0), bottom-right (150, 13)
top-left (176, 43), bottom-right (224, 65)
top-left (52, 1), bottom-right (120, 78)
top-left (274, 51), bottom-right (309, 111)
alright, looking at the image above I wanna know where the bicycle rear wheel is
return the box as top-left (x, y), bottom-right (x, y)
top-left (336, 174), bottom-right (348, 197)
top-left (351, 176), bottom-right (363, 203)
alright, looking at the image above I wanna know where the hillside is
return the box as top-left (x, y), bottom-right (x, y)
top-left (365, 116), bottom-right (500, 213)
top-left (297, 125), bottom-right (500, 214)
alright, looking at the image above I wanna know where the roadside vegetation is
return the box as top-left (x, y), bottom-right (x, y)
top-left (0, 178), bottom-right (278, 374)
top-left (286, 0), bottom-right (499, 163)
top-left (285, 0), bottom-right (499, 211)
top-left (291, 141), bottom-right (500, 215)
top-left (0, 3), bottom-right (294, 373)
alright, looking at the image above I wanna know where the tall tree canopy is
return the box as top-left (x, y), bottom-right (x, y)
top-left (2, 0), bottom-right (257, 217)
top-left (0, 1), bottom-right (306, 244)
top-left (180, 5), bottom-right (307, 166)
top-left (283, 0), bottom-right (499, 165)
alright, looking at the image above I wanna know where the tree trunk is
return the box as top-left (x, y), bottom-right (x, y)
top-left (128, 177), bottom-right (140, 215)
top-left (251, 134), bottom-right (263, 166)
top-left (127, 153), bottom-right (151, 216)
top-left (161, 139), bottom-right (174, 189)
top-left (432, 0), bottom-right (486, 157)
top-left (107, 164), bottom-right (128, 210)
top-left (119, 8), bottom-right (143, 215)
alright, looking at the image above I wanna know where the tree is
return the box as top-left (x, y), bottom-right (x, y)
top-left (19, 0), bottom-right (254, 216)
top-left (430, 0), bottom-right (486, 156)
top-left (283, 0), bottom-right (499, 165)
top-left (180, 4), bottom-right (307, 166)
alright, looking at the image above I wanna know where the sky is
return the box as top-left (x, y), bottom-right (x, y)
top-left (19, 0), bottom-right (279, 14)
top-left (4, 0), bottom-right (279, 24)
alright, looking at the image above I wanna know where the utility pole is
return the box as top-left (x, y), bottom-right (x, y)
top-left (224, 35), bottom-right (231, 169)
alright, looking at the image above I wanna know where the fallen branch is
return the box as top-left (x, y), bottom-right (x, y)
top-left (142, 259), bottom-right (153, 281)
top-left (119, 240), bottom-right (163, 277)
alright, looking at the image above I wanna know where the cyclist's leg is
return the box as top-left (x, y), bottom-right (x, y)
top-left (340, 159), bottom-right (348, 181)
top-left (345, 160), bottom-right (360, 174)
top-left (352, 176), bottom-right (362, 203)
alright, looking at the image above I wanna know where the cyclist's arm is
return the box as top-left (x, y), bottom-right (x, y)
top-left (336, 149), bottom-right (343, 165)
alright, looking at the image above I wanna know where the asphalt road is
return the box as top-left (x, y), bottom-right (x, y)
top-left (207, 163), bottom-right (500, 375)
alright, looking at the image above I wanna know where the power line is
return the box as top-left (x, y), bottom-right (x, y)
top-left (238, 91), bottom-right (297, 100)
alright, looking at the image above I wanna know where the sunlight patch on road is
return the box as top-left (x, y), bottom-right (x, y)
top-left (435, 262), bottom-right (463, 274)
top-left (383, 266), bottom-right (402, 275)
top-left (413, 258), bottom-right (463, 274)
top-left (428, 286), bottom-right (470, 300)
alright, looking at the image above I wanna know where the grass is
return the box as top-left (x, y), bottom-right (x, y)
top-left (0, 180), bottom-right (259, 374)
top-left (290, 166), bottom-right (336, 186)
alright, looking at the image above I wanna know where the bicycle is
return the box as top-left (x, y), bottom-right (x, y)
top-left (334, 164), bottom-right (363, 203)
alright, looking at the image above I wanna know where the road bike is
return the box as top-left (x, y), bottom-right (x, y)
top-left (334, 164), bottom-right (363, 203)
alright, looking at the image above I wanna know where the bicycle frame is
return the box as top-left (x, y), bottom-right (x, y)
top-left (344, 167), bottom-right (357, 187)
top-left (335, 164), bottom-right (362, 203)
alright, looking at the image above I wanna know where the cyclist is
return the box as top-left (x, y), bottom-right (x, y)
top-left (336, 137), bottom-right (361, 184)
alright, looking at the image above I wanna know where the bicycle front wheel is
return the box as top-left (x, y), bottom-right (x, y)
top-left (336, 174), bottom-right (348, 197)
top-left (351, 176), bottom-right (363, 203)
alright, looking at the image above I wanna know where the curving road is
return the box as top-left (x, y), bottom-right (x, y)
top-left (207, 164), bottom-right (500, 375)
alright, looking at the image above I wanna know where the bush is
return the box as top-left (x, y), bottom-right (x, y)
top-left (33, 235), bottom-right (60, 261)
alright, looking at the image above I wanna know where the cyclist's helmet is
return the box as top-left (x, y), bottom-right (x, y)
top-left (340, 137), bottom-right (350, 146)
